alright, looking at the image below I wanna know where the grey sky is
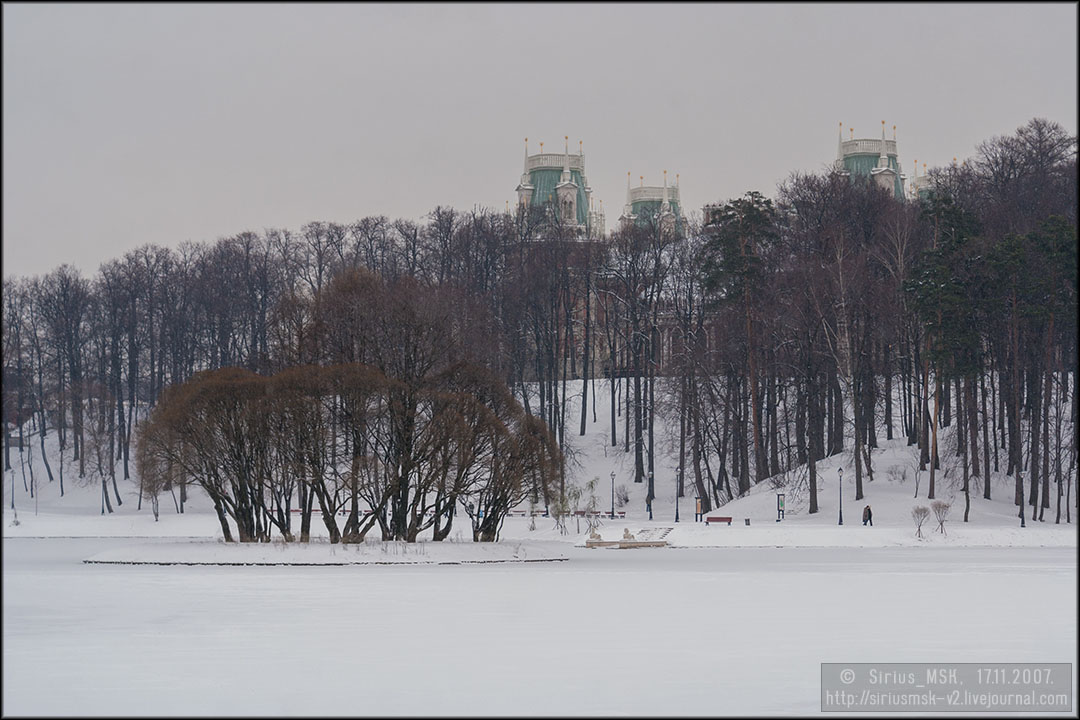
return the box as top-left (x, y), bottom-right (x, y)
top-left (3, 3), bottom-right (1077, 279)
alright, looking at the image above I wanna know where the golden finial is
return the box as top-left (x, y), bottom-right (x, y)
top-left (849, 127), bottom-right (854, 140)
top-left (540, 141), bottom-right (543, 153)
top-left (893, 124), bottom-right (897, 140)
top-left (640, 175), bottom-right (644, 186)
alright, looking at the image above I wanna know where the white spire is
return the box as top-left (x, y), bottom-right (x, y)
top-left (519, 137), bottom-right (532, 187)
top-left (836, 121), bottom-right (845, 169)
top-left (871, 120), bottom-right (898, 195)
top-left (516, 136), bottom-right (534, 207)
top-left (878, 120), bottom-right (890, 169)
top-left (893, 125), bottom-right (903, 177)
top-left (560, 135), bottom-right (572, 184)
top-left (621, 171), bottom-right (634, 223)
top-left (662, 169), bottom-right (674, 220)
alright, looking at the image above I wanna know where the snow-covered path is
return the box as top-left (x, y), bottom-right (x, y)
top-left (3, 538), bottom-right (1075, 716)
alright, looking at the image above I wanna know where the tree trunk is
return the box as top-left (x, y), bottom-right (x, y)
top-left (884, 342), bottom-right (894, 441)
top-left (678, 373), bottom-right (687, 498)
top-left (580, 270), bottom-right (591, 436)
top-left (928, 371), bottom-right (940, 500)
top-left (795, 375), bottom-right (807, 466)
top-left (610, 362), bottom-right (617, 447)
top-left (854, 372), bottom-right (865, 502)
top-left (981, 371), bottom-right (991, 499)
top-left (920, 351), bottom-right (931, 469)
top-left (768, 370), bottom-right (780, 477)
top-left (1028, 366), bottom-right (1041, 520)
top-left (807, 371), bottom-right (819, 515)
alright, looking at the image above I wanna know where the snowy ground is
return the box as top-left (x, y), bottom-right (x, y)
top-left (3, 538), bottom-right (1076, 716)
top-left (2, 379), bottom-right (1077, 715)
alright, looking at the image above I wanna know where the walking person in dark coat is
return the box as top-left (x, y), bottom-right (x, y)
top-left (862, 505), bottom-right (873, 526)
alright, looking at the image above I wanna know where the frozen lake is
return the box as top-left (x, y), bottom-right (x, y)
top-left (3, 538), bottom-right (1077, 716)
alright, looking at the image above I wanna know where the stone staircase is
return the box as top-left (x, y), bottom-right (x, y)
top-left (634, 527), bottom-right (673, 542)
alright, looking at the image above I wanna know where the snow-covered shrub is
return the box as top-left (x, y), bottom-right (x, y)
top-left (912, 505), bottom-right (930, 538)
top-left (931, 500), bottom-right (951, 535)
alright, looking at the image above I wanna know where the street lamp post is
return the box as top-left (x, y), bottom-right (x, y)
top-left (675, 466), bottom-right (681, 522)
top-left (838, 467), bottom-right (844, 526)
top-left (610, 471), bottom-right (616, 519)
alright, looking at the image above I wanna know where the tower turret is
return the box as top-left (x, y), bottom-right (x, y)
top-left (838, 121), bottom-right (904, 198)
top-left (579, 140), bottom-right (593, 218)
top-left (515, 137), bottom-right (534, 209)
top-left (870, 120), bottom-right (899, 194)
top-left (619, 171), bottom-right (635, 227)
top-left (660, 170), bottom-right (676, 233)
top-left (554, 135), bottom-right (579, 223)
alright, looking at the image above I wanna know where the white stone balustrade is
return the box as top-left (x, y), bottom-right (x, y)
top-left (842, 138), bottom-right (898, 156)
top-left (527, 153), bottom-right (586, 171)
top-left (629, 186), bottom-right (680, 203)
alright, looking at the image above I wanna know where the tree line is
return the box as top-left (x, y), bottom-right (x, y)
top-left (136, 269), bottom-right (561, 542)
top-left (2, 117), bottom-right (1076, 538)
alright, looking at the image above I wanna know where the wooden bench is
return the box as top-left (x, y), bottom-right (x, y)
top-left (705, 516), bottom-right (733, 526)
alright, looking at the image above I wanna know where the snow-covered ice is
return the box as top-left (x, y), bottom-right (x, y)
top-left (3, 538), bottom-right (1076, 716)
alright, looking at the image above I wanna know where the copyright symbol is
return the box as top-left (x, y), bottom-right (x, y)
top-left (840, 668), bottom-right (856, 685)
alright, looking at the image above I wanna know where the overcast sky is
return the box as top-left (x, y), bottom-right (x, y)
top-left (3, 3), bottom-right (1077, 279)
